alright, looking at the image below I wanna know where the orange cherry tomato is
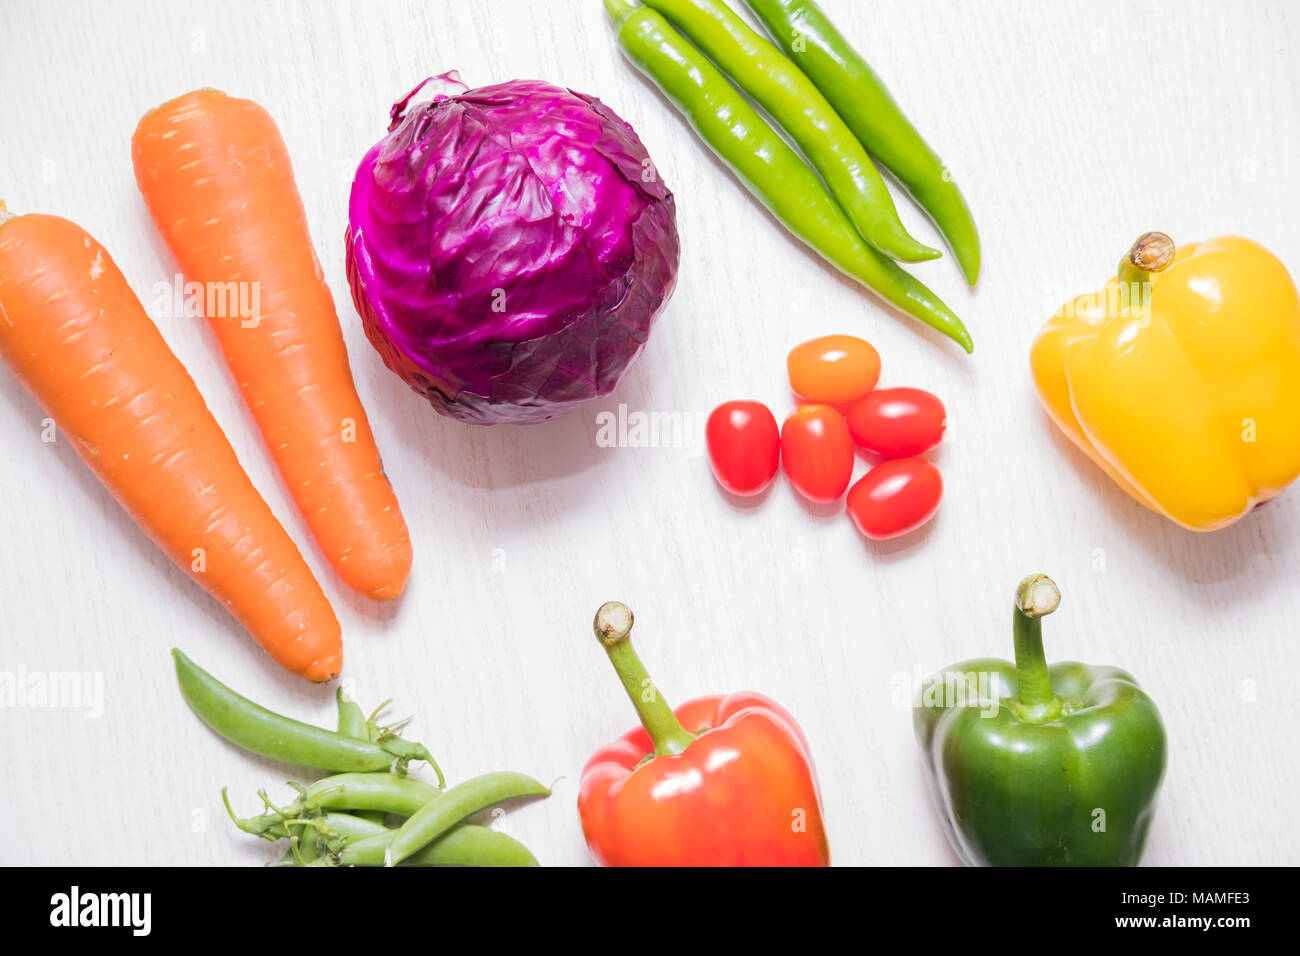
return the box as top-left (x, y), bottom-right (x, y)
top-left (787, 334), bottom-right (881, 406)
top-left (706, 400), bottom-right (781, 496)
top-left (846, 457), bottom-right (942, 539)
top-left (847, 387), bottom-right (947, 458)
top-left (781, 405), bottom-right (854, 503)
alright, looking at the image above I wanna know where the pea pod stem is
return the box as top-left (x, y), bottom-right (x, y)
top-left (604, 0), bottom-right (973, 353)
top-left (743, 0), bottom-right (982, 285)
top-left (223, 787), bottom-right (293, 842)
top-left (366, 698), bottom-right (392, 734)
top-left (172, 649), bottom-right (434, 775)
top-left (593, 601), bottom-right (693, 757)
top-left (1012, 574), bottom-right (1062, 722)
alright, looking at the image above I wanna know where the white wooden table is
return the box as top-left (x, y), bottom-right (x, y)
top-left (1, 0), bottom-right (1297, 866)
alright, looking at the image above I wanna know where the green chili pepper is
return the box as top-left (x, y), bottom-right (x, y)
top-left (744, 0), bottom-right (981, 285)
top-left (643, 0), bottom-right (937, 263)
top-left (382, 771), bottom-right (550, 866)
top-left (604, 0), bottom-right (972, 353)
top-left (172, 648), bottom-right (439, 778)
top-left (914, 574), bottom-right (1168, 866)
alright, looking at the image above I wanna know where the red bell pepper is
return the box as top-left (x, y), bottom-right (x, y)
top-left (578, 602), bottom-right (829, 866)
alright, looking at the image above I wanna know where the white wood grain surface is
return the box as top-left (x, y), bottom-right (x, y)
top-left (1, 0), bottom-right (1297, 866)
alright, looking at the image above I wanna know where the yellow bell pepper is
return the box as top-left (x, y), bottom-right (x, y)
top-left (1030, 233), bottom-right (1300, 531)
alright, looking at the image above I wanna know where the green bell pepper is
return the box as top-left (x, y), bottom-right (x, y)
top-left (914, 574), bottom-right (1167, 866)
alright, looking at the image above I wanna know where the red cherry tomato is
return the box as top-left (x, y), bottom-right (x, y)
top-left (847, 387), bottom-right (947, 458)
top-left (781, 405), bottom-right (854, 503)
top-left (706, 401), bottom-right (780, 496)
top-left (787, 335), bottom-right (881, 406)
top-left (846, 457), bottom-right (942, 539)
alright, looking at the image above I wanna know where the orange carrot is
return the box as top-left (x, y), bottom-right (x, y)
top-left (0, 208), bottom-right (342, 681)
top-left (131, 89), bottom-right (412, 601)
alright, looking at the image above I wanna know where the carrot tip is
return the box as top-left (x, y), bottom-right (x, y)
top-left (365, 580), bottom-right (407, 602)
top-left (303, 653), bottom-right (343, 683)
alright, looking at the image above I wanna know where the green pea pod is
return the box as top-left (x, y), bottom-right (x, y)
top-left (334, 687), bottom-right (369, 740)
top-left (642, 0), bottom-right (937, 263)
top-left (285, 811), bottom-right (390, 856)
top-left (743, 0), bottom-right (981, 285)
top-left (401, 826), bottom-right (540, 867)
top-left (324, 824), bottom-right (538, 867)
top-left (295, 824), bottom-right (322, 865)
top-left (302, 772), bottom-right (442, 816)
top-left (297, 811), bottom-right (538, 866)
top-left (605, 0), bottom-right (972, 352)
top-left (317, 811), bottom-right (389, 844)
top-left (225, 778), bottom-right (435, 845)
top-left (172, 649), bottom-right (434, 775)
top-left (225, 773), bottom-right (443, 848)
top-left (349, 772), bottom-right (550, 866)
top-left (335, 689), bottom-right (389, 825)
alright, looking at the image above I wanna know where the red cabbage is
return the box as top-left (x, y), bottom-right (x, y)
top-left (346, 75), bottom-right (680, 424)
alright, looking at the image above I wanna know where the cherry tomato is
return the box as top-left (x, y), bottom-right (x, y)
top-left (706, 401), bottom-right (780, 496)
top-left (847, 387), bottom-right (947, 458)
top-left (781, 405), bottom-right (854, 503)
top-left (846, 457), bottom-right (942, 539)
top-left (787, 334), bottom-right (881, 406)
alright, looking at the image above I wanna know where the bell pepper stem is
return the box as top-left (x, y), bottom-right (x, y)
top-left (1116, 231), bottom-right (1175, 308)
top-left (593, 602), bottom-right (694, 757)
top-left (1012, 575), bottom-right (1062, 721)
